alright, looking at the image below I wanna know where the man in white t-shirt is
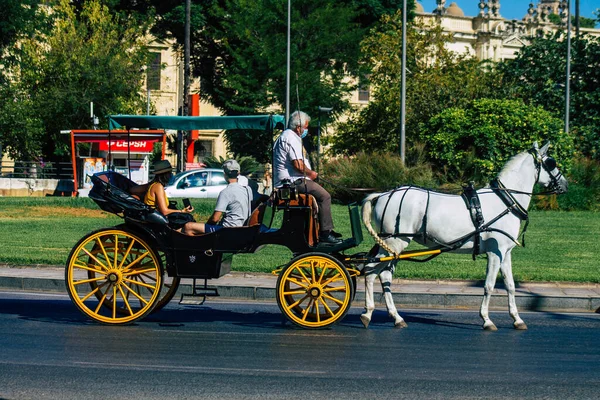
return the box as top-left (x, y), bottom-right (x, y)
top-left (206, 159), bottom-right (253, 229)
top-left (272, 111), bottom-right (341, 244)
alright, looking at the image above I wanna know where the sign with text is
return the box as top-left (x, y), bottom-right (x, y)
top-left (99, 140), bottom-right (155, 153)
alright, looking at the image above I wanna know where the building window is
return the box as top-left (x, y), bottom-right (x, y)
top-left (147, 52), bottom-right (161, 91)
top-left (358, 78), bottom-right (370, 102)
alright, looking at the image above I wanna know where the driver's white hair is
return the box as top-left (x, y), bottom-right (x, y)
top-left (288, 111), bottom-right (311, 130)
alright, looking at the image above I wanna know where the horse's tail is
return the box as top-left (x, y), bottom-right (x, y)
top-left (362, 193), bottom-right (398, 257)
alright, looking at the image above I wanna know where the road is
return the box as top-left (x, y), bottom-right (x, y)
top-left (1, 291), bottom-right (599, 399)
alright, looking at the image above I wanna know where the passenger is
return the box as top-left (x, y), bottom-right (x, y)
top-left (145, 159), bottom-right (253, 235)
top-left (203, 159), bottom-right (253, 231)
top-left (144, 159), bottom-right (205, 235)
top-left (272, 111), bottom-right (342, 244)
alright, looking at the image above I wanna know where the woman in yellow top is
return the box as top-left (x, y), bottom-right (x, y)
top-left (144, 160), bottom-right (206, 235)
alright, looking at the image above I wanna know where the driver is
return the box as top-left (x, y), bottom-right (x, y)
top-left (272, 111), bottom-right (342, 244)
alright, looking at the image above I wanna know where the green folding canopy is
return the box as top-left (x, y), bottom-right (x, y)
top-left (108, 114), bottom-right (285, 132)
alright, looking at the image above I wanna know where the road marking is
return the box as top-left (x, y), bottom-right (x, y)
top-left (0, 360), bottom-right (327, 375)
top-left (73, 361), bottom-right (327, 375)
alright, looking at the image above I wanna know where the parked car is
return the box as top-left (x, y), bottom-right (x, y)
top-left (164, 168), bottom-right (227, 199)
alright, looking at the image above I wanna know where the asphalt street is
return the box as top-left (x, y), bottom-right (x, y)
top-left (1, 291), bottom-right (600, 400)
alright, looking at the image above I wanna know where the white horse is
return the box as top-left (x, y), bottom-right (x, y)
top-left (360, 142), bottom-right (568, 330)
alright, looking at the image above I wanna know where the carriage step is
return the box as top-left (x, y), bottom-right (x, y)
top-left (179, 279), bottom-right (220, 305)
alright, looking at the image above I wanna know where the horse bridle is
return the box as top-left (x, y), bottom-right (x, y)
top-left (530, 150), bottom-right (565, 194)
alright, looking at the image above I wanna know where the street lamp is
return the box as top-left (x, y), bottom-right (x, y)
top-left (286, 0), bottom-right (291, 123)
top-left (399, 0), bottom-right (407, 163)
top-left (562, 0), bottom-right (572, 134)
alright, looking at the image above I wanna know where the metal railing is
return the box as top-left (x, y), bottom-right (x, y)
top-left (0, 160), bottom-right (73, 180)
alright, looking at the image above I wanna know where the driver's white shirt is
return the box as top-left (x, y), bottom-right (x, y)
top-left (273, 129), bottom-right (311, 187)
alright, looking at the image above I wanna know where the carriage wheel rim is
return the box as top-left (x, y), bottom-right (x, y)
top-left (66, 229), bottom-right (162, 324)
top-left (277, 255), bottom-right (351, 328)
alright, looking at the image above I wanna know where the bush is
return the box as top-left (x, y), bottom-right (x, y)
top-left (572, 123), bottom-right (600, 160)
top-left (321, 152), bottom-right (436, 204)
top-left (422, 99), bottom-right (574, 183)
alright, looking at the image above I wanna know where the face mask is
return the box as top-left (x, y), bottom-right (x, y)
top-left (300, 129), bottom-right (308, 139)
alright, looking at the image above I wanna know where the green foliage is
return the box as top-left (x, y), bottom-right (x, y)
top-left (557, 157), bottom-right (600, 211)
top-left (147, 0), bottom-right (412, 158)
top-left (0, 0), bottom-right (52, 84)
top-left (322, 151), bottom-right (435, 203)
top-left (224, 129), bottom-right (274, 164)
top-left (423, 99), bottom-right (574, 183)
top-left (570, 121), bottom-right (600, 160)
top-left (202, 155), bottom-right (262, 177)
top-left (499, 32), bottom-right (600, 159)
top-left (547, 13), bottom-right (562, 26)
top-left (574, 15), bottom-right (597, 29)
top-left (330, 13), bottom-right (503, 157)
top-left (0, 0), bottom-right (149, 161)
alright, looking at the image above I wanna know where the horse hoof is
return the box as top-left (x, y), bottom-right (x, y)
top-left (360, 314), bottom-right (370, 329)
top-left (394, 320), bottom-right (408, 329)
top-left (483, 322), bottom-right (498, 331)
top-left (514, 321), bottom-right (528, 330)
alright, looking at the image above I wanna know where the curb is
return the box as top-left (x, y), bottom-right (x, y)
top-left (1, 274), bottom-right (598, 313)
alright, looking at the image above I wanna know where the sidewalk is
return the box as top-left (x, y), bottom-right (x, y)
top-left (0, 265), bottom-right (599, 313)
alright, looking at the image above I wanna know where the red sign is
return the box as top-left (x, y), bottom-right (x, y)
top-left (98, 140), bottom-right (155, 153)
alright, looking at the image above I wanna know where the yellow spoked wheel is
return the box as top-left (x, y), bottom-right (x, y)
top-left (66, 229), bottom-right (163, 325)
top-left (276, 253), bottom-right (353, 329)
top-left (86, 243), bottom-right (179, 315)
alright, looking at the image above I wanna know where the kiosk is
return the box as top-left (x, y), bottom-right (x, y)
top-left (68, 129), bottom-right (166, 196)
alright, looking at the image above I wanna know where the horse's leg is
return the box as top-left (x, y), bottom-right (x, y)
top-left (361, 267), bottom-right (378, 328)
top-left (379, 267), bottom-right (407, 328)
top-left (500, 250), bottom-right (527, 330)
top-left (480, 251), bottom-right (501, 331)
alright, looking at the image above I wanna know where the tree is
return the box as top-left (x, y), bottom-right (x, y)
top-left (575, 16), bottom-right (597, 29)
top-left (0, 0), bottom-right (150, 160)
top-left (146, 0), bottom-right (413, 162)
top-left (498, 32), bottom-right (600, 159)
top-left (0, 0), bottom-right (51, 85)
top-left (329, 12), bottom-right (503, 157)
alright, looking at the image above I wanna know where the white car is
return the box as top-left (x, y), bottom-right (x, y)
top-left (164, 168), bottom-right (228, 199)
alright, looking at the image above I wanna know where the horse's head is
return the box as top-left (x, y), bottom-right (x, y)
top-left (531, 142), bottom-right (568, 194)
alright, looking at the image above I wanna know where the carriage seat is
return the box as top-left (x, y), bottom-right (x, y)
top-left (89, 172), bottom-right (167, 225)
top-left (275, 193), bottom-right (320, 246)
top-left (248, 194), bottom-right (270, 227)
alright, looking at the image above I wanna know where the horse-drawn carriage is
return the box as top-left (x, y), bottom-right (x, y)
top-left (65, 115), bottom-right (365, 329)
top-left (66, 114), bottom-right (568, 331)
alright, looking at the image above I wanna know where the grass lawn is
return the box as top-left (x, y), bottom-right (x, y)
top-left (0, 197), bottom-right (598, 283)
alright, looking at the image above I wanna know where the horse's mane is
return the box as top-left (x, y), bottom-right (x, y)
top-left (497, 151), bottom-right (531, 179)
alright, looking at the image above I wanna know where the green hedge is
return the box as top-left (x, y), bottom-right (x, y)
top-left (421, 99), bottom-right (574, 183)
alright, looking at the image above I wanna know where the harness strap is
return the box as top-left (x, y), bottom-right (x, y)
top-left (490, 179), bottom-right (529, 221)
top-left (379, 186), bottom-right (407, 235)
top-left (461, 182), bottom-right (485, 260)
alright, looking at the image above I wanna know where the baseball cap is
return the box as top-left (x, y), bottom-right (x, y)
top-left (222, 159), bottom-right (241, 177)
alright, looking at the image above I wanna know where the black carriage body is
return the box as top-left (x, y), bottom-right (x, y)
top-left (88, 171), bottom-right (362, 280)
